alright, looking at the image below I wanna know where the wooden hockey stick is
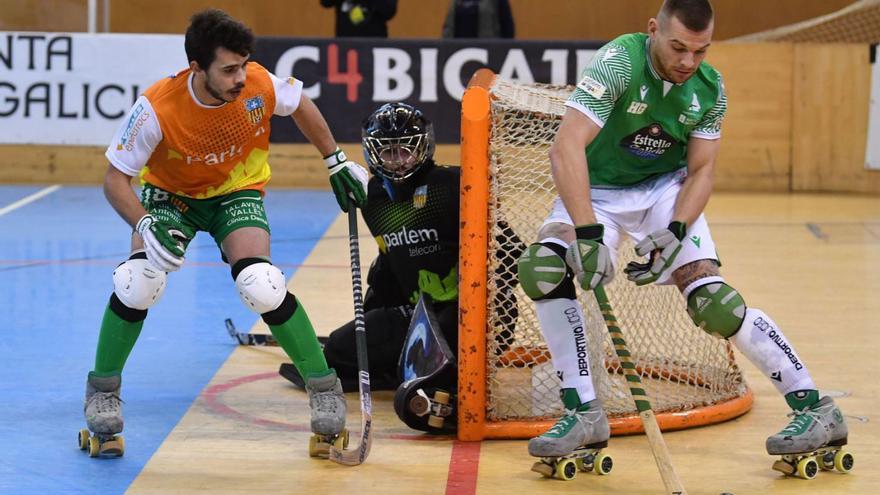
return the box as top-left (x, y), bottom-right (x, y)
top-left (594, 285), bottom-right (687, 495)
top-left (330, 204), bottom-right (373, 466)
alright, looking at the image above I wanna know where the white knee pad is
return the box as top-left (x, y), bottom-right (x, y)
top-left (113, 257), bottom-right (167, 310)
top-left (235, 262), bottom-right (287, 314)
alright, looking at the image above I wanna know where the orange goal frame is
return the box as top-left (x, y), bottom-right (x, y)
top-left (457, 69), bottom-right (753, 441)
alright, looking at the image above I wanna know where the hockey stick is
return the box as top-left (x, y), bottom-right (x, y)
top-left (225, 318), bottom-right (329, 347)
top-left (594, 285), bottom-right (687, 495)
top-left (330, 204), bottom-right (373, 466)
top-left (225, 318), bottom-right (279, 346)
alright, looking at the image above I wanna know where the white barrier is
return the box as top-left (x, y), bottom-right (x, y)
top-left (0, 32), bottom-right (185, 145)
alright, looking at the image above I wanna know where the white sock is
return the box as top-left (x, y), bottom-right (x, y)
top-left (732, 308), bottom-right (816, 395)
top-left (535, 297), bottom-right (596, 404)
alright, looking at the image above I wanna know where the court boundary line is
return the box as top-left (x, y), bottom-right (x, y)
top-left (0, 185), bottom-right (61, 217)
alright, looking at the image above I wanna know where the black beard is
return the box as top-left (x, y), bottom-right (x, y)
top-left (204, 76), bottom-right (230, 103)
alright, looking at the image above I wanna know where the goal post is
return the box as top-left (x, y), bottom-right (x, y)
top-left (457, 68), bottom-right (753, 441)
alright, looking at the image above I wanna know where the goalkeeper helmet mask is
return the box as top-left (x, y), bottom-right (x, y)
top-left (362, 102), bottom-right (435, 184)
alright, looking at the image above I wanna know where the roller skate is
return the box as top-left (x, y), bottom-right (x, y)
top-left (306, 370), bottom-right (349, 458)
top-left (529, 391), bottom-right (613, 481)
top-left (78, 374), bottom-right (125, 458)
top-left (767, 395), bottom-right (853, 479)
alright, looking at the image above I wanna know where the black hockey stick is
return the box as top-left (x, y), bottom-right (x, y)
top-left (225, 318), bottom-right (279, 346)
top-left (330, 203), bottom-right (373, 466)
top-left (226, 318), bottom-right (329, 348)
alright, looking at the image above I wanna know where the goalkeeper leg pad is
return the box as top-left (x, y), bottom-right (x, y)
top-left (517, 242), bottom-right (576, 301)
top-left (686, 281), bottom-right (747, 339)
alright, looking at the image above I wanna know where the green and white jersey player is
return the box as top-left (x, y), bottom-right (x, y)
top-left (518, 0), bottom-right (850, 468)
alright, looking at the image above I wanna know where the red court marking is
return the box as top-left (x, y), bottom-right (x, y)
top-left (445, 440), bottom-right (481, 495)
top-left (201, 372), bottom-right (448, 441)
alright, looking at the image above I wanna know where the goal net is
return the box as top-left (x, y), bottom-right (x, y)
top-left (457, 69), bottom-right (752, 441)
top-left (729, 0), bottom-right (880, 43)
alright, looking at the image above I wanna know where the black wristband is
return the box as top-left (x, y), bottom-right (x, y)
top-left (667, 221), bottom-right (687, 241)
top-left (574, 223), bottom-right (604, 242)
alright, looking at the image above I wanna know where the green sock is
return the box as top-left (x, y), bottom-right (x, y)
top-left (785, 389), bottom-right (820, 410)
top-left (269, 301), bottom-right (330, 380)
top-left (93, 302), bottom-right (144, 376)
top-left (560, 388), bottom-right (590, 411)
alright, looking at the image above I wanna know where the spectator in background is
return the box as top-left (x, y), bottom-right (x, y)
top-left (442, 0), bottom-right (515, 39)
top-left (320, 0), bottom-right (398, 37)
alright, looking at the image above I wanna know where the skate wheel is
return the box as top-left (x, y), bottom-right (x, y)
top-left (531, 461), bottom-right (553, 478)
top-left (555, 458), bottom-right (577, 481)
top-left (308, 435), bottom-right (326, 458)
top-left (819, 451), bottom-right (835, 470)
top-left (332, 433), bottom-right (346, 451)
top-left (833, 450), bottom-right (854, 473)
top-left (796, 456), bottom-right (818, 480)
top-left (594, 452), bottom-right (613, 475)
top-left (88, 436), bottom-right (101, 457)
top-left (100, 437), bottom-right (124, 457)
top-left (574, 456), bottom-right (589, 472)
top-left (434, 391), bottom-right (451, 404)
top-left (78, 429), bottom-right (90, 450)
top-left (408, 395), bottom-right (431, 416)
top-left (428, 415), bottom-right (445, 429)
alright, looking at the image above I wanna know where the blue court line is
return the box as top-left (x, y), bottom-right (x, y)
top-left (0, 186), bottom-right (340, 495)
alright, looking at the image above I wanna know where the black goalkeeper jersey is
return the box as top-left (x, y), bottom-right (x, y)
top-left (361, 163), bottom-right (460, 305)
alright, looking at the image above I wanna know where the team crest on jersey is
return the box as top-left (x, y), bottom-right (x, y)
top-left (244, 95), bottom-right (265, 125)
top-left (413, 185), bottom-right (428, 209)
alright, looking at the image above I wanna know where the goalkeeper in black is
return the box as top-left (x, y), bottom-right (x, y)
top-left (281, 102), bottom-right (463, 392)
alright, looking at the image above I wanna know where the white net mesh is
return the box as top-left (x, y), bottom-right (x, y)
top-left (729, 0), bottom-right (880, 43)
top-left (484, 77), bottom-right (749, 425)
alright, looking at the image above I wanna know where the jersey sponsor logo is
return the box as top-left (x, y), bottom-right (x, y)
top-left (678, 94), bottom-right (703, 126)
top-left (375, 225), bottom-right (439, 254)
top-left (413, 185), bottom-right (427, 209)
top-left (244, 95), bottom-right (265, 125)
top-left (577, 75), bottom-right (606, 100)
top-left (117, 103), bottom-right (149, 152)
top-left (627, 101), bottom-right (648, 115)
top-left (168, 144), bottom-right (245, 166)
top-left (619, 123), bottom-right (675, 159)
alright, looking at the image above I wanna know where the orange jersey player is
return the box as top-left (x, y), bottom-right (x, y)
top-left (78, 9), bottom-right (363, 459)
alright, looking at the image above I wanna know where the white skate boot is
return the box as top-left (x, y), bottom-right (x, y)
top-left (529, 390), bottom-right (613, 480)
top-left (767, 396), bottom-right (853, 479)
top-left (79, 374), bottom-right (125, 457)
top-left (306, 370), bottom-right (349, 457)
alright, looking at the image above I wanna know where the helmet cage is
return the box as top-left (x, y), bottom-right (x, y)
top-left (364, 132), bottom-right (430, 182)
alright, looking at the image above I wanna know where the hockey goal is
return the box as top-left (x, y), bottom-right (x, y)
top-left (457, 69), bottom-right (753, 441)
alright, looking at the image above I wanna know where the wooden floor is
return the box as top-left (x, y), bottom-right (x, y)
top-left (127, 193), bottom-right (880, 495)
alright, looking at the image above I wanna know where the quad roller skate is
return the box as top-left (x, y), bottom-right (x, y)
top-left (767, 396), bottom-right (853, 479)
top-left (78, 374), bottom-right (125, 458)
top-left (305, 370), bottom-right (349, 458)
top-left (529, 393), bottom-right (613, 481)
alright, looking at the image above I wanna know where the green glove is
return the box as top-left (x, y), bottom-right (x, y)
top-left (324, 148), bottom-right (368, 212)
top-left (135, 214), bottom-right (188, 272)
top-left (565, 223), bottom-right (614, 291)
top-left (624, 221), bottom-right (687, 286)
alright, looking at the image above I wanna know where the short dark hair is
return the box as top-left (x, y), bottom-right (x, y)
top-left (184, 9), bottom-right (255, 70)
top-left (659, 0), bottom-right (714, 32)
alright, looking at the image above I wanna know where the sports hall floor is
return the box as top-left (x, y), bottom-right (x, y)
top-left (1, 184), bottom-right (878, 494)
